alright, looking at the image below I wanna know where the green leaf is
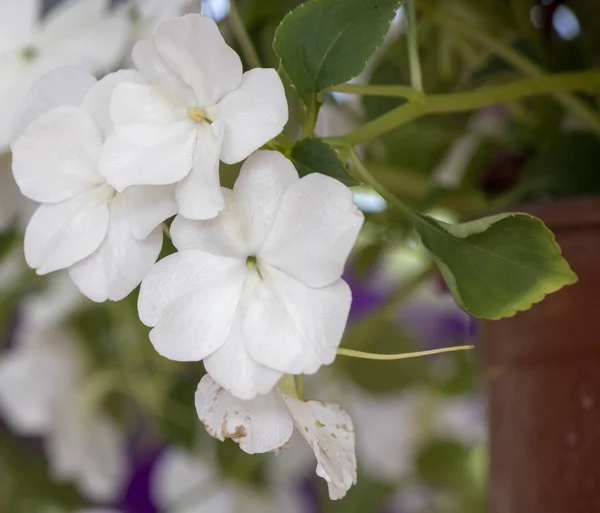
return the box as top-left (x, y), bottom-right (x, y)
top-left (273, 0), bottom-right (402, 110)
top-left (290, 137), bottom-right (359, 186)
top-left (416, 439), bottom-right (471, 487)
top-left (413, 213), bottom-right (577, 319)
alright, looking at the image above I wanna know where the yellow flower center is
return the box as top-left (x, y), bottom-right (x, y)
top-left (187, 107), bottom-right (206, 123)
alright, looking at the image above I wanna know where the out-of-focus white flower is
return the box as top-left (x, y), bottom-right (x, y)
top-left (133, 0), bottom-right (201, 34)
top-left (101, 14), bottom-right (288, 220)
top-left (0, 275), bottom-right (126, 503)
top-left (151, 447), bottom-right (304, 513)
top-left (196, 375), bottom-right (357, 500)
top-left (11, 66), bottom-right (178, 302)
top-left (0, 0), bottom-right (129, 151)
top-left (138, 150), bottom-right (363, 399)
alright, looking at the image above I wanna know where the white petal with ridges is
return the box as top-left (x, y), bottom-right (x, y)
top-left (99, 121), bottom-right (196, 191)
top-left (24, 186), bottom-right (111, 274)
top-left (122, 184), bottom-right (178, 240)
top-left (283, 396), bottom-right (357, 500)
top-left (154, 14), bottom-right (242, 107)
top-left (12, 106), bottom-right (104, 203)
top-left (12, 66), bottom-right (96, 141)
top-left (260, 173), bottom-right (364, 288)
top-left (170, 190), bottom-right (246, 258)
top-left (196, 374), bottom-right (294, 454)
top-left (232, 151), bottom-right (298, 253)
top-left (244, 267), bottom-right (351, 375)
top-left (176, 121), bottom-right (224, 220)
top-left (216, 69), bottom-right (288, 164)
top-left (68, 194), bottom-right (163, 302)
top-left (138, 250), bottom-right (246, 361)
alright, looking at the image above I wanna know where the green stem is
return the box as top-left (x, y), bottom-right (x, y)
top-left (228, 0), bottom-right (261, 69)
top-left (337, 345), bottom-right (474, 361)
top-left (301, 101), bottom-right (319, 138)
top-left (430, 9), bottom-right (600, 136)
top-left (329, 83), bottom-right (423, 101)
top-left (325, 71), bottom-right (600, 146)
top-left (406, 0), bottom-right (424, 92)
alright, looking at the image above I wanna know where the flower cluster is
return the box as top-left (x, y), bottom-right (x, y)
top-left (10, 14), bottom-right (363, 499)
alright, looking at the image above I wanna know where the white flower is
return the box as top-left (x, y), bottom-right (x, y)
top-left (0, 0), bottom-right (129, 150)
top-left (138, 150), bottom-right (364, 399)
top-left (100, 14), bottom-right (289, 220)
top-left (0, 278), bottom-right (126, 503)
top-left (152, 447), bottom-right (304, 513)
top-left (196, 374), bottom-right (358, 500)
top-left (11, 66), bottom-right (178, 302)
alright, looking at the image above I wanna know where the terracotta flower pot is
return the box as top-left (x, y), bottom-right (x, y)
top-left (482, 196), bottom-right (600, 513)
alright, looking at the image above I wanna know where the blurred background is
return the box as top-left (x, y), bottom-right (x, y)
top-left (1, 0), bottom-right (599, 512)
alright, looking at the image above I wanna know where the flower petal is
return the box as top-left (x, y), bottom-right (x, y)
top-left (122, 184), bottom-right (178, 240)
top-left (170, 189), bottom-right (246, 258)
top-left (154, 14), bottom-right (242, 107)
top-left (37, 0), bottom-right (129, 76)
top-left (24, 187), bottom-right (111, 275)
top-left (0, 0), bottom-right (37, 53)
top-left (283, 396), bottom-right (357, 500)
top-left (132, 37), bottom-right (195, 104)
top-left (12, 106), bottom-right (104, 203)
top-left (195, 374), bottom-right (294, 454)
top-left (110, 81), bottom-right (185, 126)
top-left (260, 173), bottom-right (364, 288)
top-left (176, 122), bottom-right (224, 220)
top-left (12, 66), bottom-right (97, 141)
top-left (138, 250), bottom-right (246, 361)
top-left (68, 194), bottom-right (163, 302)
top-left (216, 69), bottom-right (288, 164)
top-left (81, 69), bottom-right (146, 137)
top-left (232, 150), bottom-right (298, 253)
top-left (244, 266), bottom-right (351, 375)
top-left (99, 121), bottom-right (196, 191)
top-left (204, 291), bottom-right (283, 400)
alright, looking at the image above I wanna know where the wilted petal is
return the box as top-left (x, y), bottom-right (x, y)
top-left (260, 173), bottom-right (364, 288)
top-left (122, 184), bottom-right (177, 240)
top-left (12, 66), bottom-right (96, 141)
top-left (176, 121), bottom-right (224, 220)
top-left (154, 14), bottom-right (242, 107)
top-left (244, 266), bottom-right (351, 375)
top-left (68, 194), bottom-right (163, 302)
top-left (12, 106), bottom-right (104, 203)
top-left (82, 69), bottom-right (146, 137)
top-left (232, 151), bottom-right (298, 253)
top-left (196, 374), bottom-right (294, 454)
top-left (138, 250), bottom-right (246, 361)
top-left (283, 396), bottom-right (357, 500)
top-left (216, 69), bottom-right (288, 164)
top-left (99, 121), bottom-right (196, 191)
top-left (204, 298), bottom-right (282, 400)
top-left (24, 186), bottom-right (111, 274)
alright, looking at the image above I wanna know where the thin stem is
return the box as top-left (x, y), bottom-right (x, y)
top-left (430, 9), bottom-right (600, 136)
top-left (328, 83), bottom-right (423, 101)
top-left (162, 223), bottom-right (171, 239)
top-left (228, 0), bottom-right (261, 69)
top-left (406, 0), bottom-right (424, 92)
top-left (325, 71), bottom-right (600, 146)
top-left (337, 345), bottom-right (474, 361)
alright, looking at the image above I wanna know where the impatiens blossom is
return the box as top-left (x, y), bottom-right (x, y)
top-left (138, 150), bottom-right (364, 399)
top-left (0, 274), bottom-right (126, 503)
top-left (0, 0), bottom-right (129, 150)
top-left (11, 66), bottom-right (178, 302)
top-left (100, 14), bottom-right (288, 220)
top-left (151, 448), bottom-right (304, 513)
top-left (196, 374), bottom-right (357, 500)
